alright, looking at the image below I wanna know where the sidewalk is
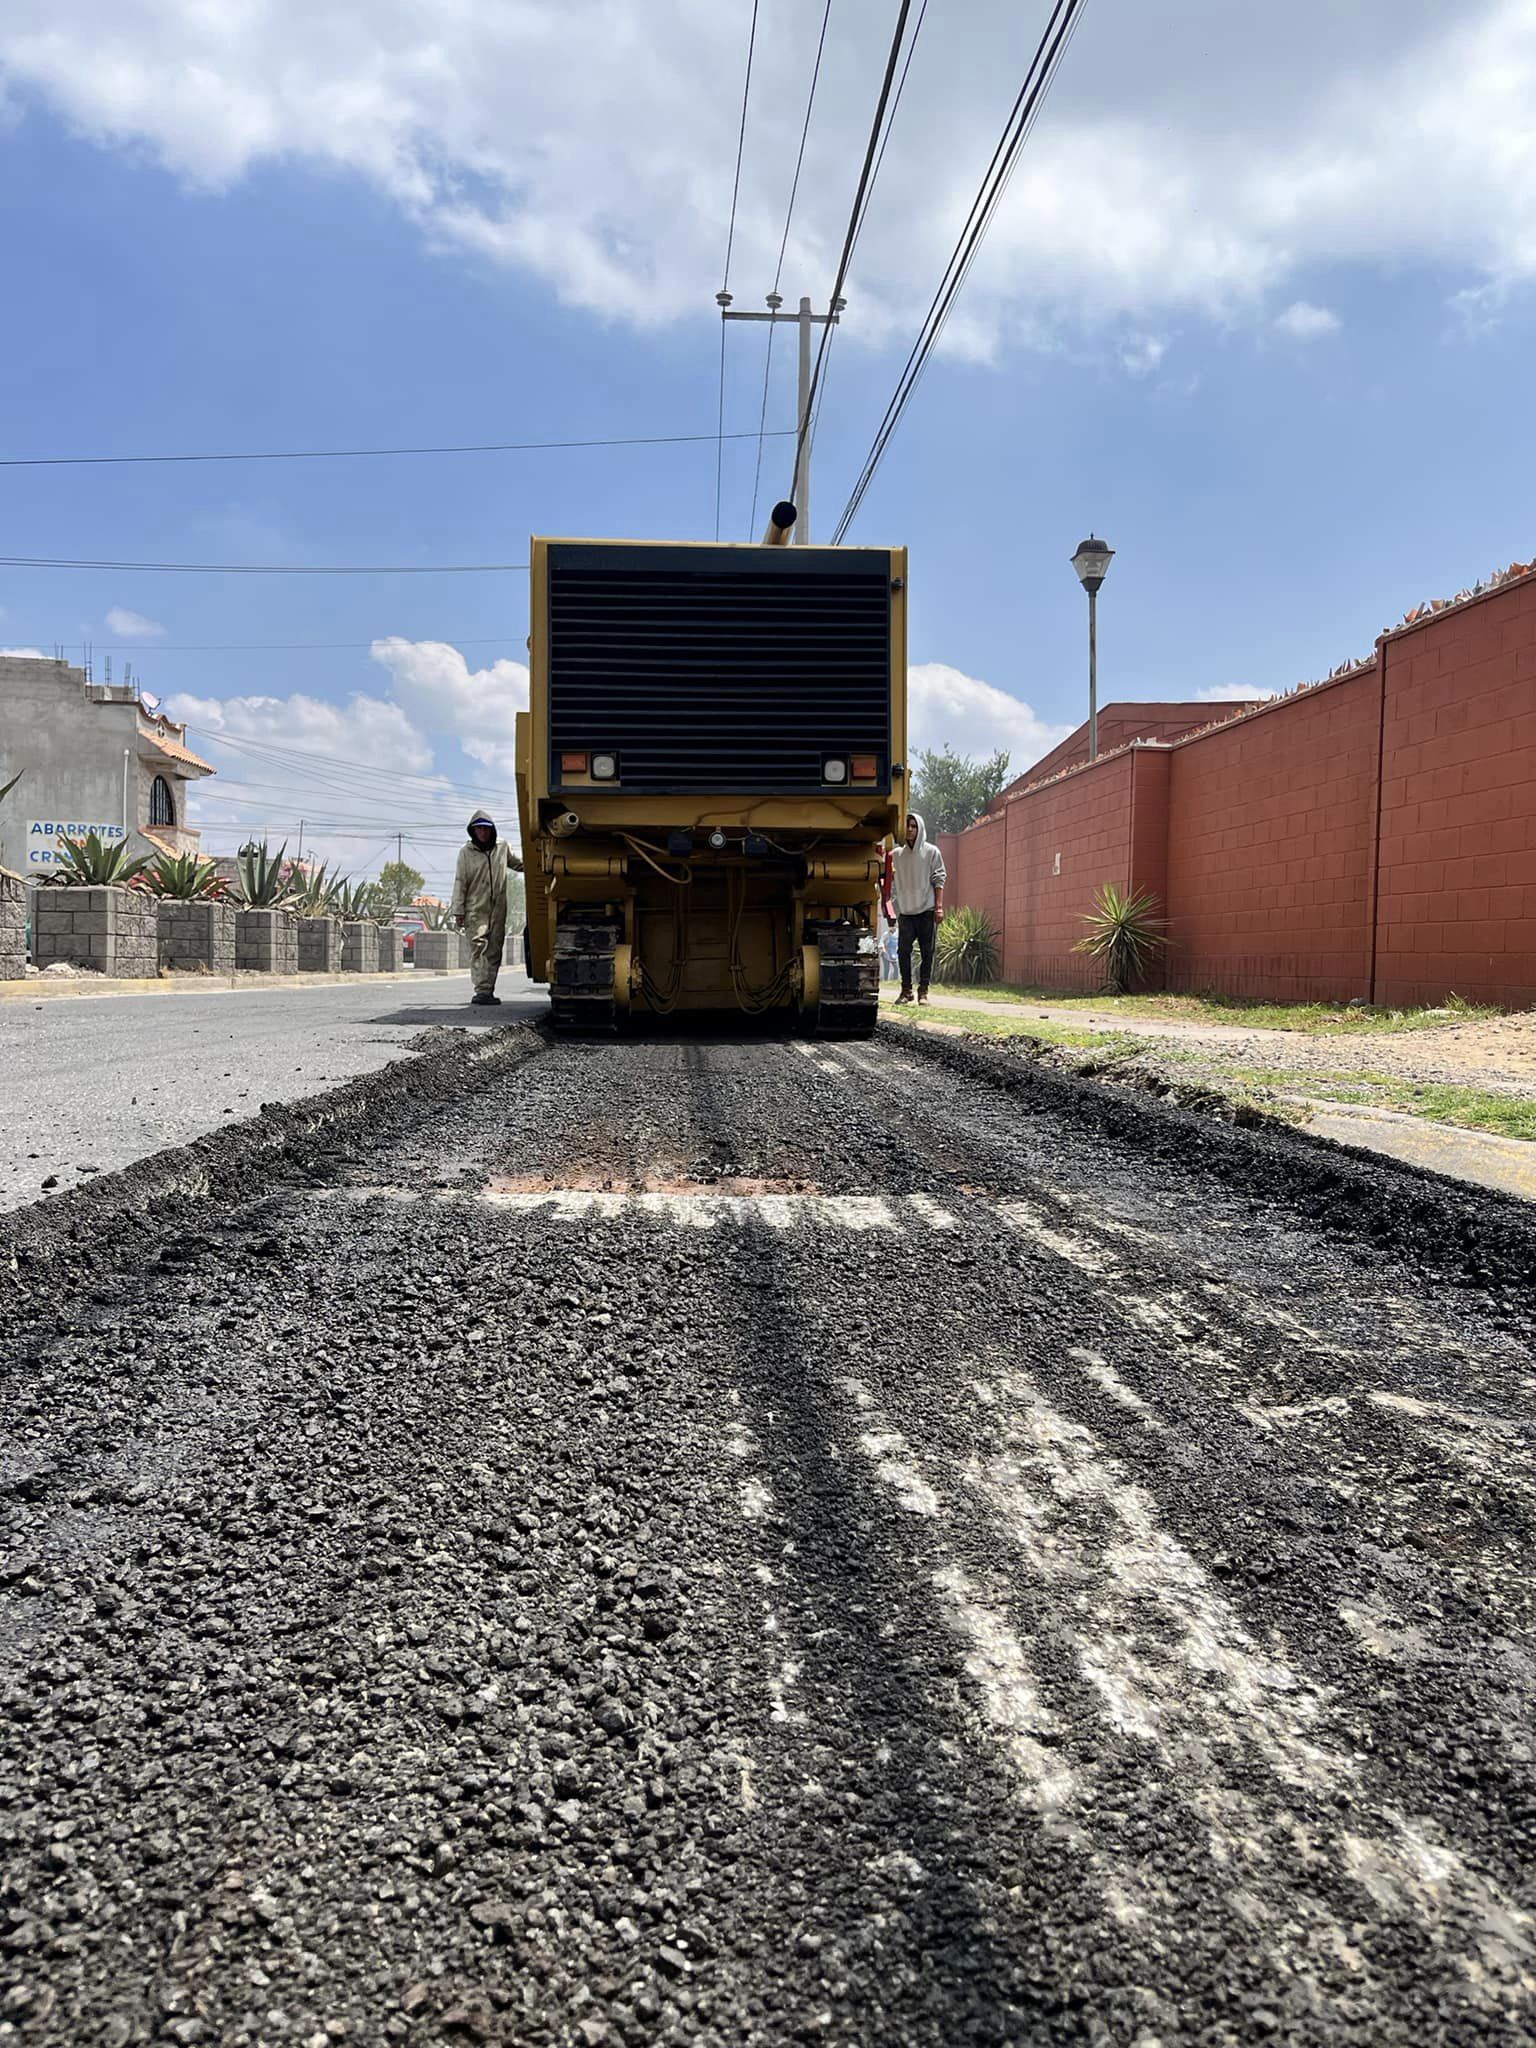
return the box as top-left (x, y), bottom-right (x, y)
top-left (1, 966), bottom-right (467, 1003)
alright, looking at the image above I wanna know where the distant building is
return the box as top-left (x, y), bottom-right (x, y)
top-left (0, 654), bottom-right (215, 874)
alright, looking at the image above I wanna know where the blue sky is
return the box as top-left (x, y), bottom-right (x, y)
top-left (2, 0), bottom-right (1534, 893)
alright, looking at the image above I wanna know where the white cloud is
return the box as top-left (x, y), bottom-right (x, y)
top-left (0, 0), bottom-right (1533, 358)
top-left (1195, 683), bottom-right (1266, 702)
top-left (0, 646), bottom-right (48, 659)
top-left (105, 605), bottom-right (166, 638)
top-left (167, 688), bottom-right (431, 768)
top-left (908, 663), bottom-right (1070, 768)
top-left (1119, 334), bottom-right (1168, 377)
top-left (369, 638), bottom-right (528, 786)
top-left (1274, 301), bottom-right (1341, 340)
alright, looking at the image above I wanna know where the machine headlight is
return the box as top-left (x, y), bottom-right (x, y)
top-left (708, 828), bottom-right (728, 851)
top-left (822, 755), bottom-right (849, 784)
top-left (591, 751), bottom-right (619, 781)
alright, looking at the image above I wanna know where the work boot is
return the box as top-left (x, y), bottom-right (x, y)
top-left (471, 992), bottom-right (501, 1007)
top-left (917, 988), bottom-right (930, 1006)
top-left (894, 989), bottom-right (914, 1005)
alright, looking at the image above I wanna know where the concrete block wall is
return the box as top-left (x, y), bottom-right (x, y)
top-left (376, 928), bottom-right (404, 972)
top-left (342, 921), bottom-right (379, 973)
top-left (0, 870), bottom-right (24, 980)
top-left (158, 898), bottom-right (237, 975)
top-left (413, 930), bottom-right (457, 972)
top-left (297, 916), bottom-right (342, 973)
top-left (33, 884), bottom-right (159, 977)
top-left (236, 908), bottom-right (299, 974)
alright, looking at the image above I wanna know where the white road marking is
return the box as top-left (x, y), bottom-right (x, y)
top-left (1066, 1347), bottom-right (1165, 1432)
top-left (906, 1191), bottom-right (959, 1231)
top-left (996, 1198), bottom-right (1112, 1273)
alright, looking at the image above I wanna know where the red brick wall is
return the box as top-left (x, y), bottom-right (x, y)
top-left (1000, 753), bottom-right (1133, 989)
top-left (1374, 575), bottom-right (1536, 1007)
top-left (991, 701), bottom-right (1258, 807)
top-left (1164, 668), bottom-right (1381, 1001)
top-left (942, 566), bottom-right (1536, 1007)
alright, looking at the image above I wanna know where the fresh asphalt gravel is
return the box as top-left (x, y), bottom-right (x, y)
top-left (0, 972), bottom-right (542, 1211)
top-left (1, 1018), bottom-right (1533, 2046)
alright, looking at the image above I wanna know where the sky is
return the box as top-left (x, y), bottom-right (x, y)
top-left (2, 0), bottom-right (1535, 895)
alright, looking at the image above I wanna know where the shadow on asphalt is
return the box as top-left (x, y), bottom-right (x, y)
top-left (370, 1003), bottom-right (545, 1030)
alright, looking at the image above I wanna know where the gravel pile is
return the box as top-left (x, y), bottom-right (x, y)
top-left (2, 1020), bottom-right (1533, 2045)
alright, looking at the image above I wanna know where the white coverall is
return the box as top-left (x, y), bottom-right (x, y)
top-left (450, 809), bottom-right (517, 997)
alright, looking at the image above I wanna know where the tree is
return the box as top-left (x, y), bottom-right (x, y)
top-left (909, 746), bottom-right (1011, 834)
top-left (373, 859), bottom-right (426, 915)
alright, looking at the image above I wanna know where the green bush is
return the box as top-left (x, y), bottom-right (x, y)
top-left (934, 905), bottom-right (1001, 985)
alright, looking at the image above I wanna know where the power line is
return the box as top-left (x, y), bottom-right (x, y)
top-left (832, 0), bottom-right (1089, 541)
top-left (748, 0), bottom-right (835, 540)
top-left (0, 555), bottom-right (530, 576)
top-left (0, 428), bottom-right (793, 470)
top-left (716, 0), bottom-right (763, 541)
top-left (71, 638), bottom-right (518, 654)
top-left (787, 0), bottom-right (919, 512)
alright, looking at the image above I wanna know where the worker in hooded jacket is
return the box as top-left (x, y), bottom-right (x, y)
top-left (451, 809), bottom-right (520, 1007)
top-left (882, 809), bottom-right (946, 1005)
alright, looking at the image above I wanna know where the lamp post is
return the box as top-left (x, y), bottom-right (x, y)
top-left (1070, 534), bottom-right (1115, 762)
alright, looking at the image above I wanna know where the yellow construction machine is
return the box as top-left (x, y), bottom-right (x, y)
top-left (515, 504), bottom-right (905, 1033)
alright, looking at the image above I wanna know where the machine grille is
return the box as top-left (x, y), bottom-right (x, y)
top-left (546, 543), bottom-right (894, 794)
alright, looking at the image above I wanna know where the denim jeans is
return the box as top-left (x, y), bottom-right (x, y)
top-left (898, 910), bottom-right (936, 992)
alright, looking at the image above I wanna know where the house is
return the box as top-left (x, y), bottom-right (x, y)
top-left (0, 653), bottom-right (215, 874)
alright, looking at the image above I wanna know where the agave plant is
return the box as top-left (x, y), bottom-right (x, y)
top-left (1074, 882), bottom-right (1167, 994)
top-left (235, 840), bottom-right (294, 908)
top-left (289, 863), bottom-right (345, 917)
top-left (146, 850), bottom-right (225, 900)
top-left (333, 879), bottom-right (377, 921)
top-left (0, 768), bottom-right (21, 807)
top-left (47, 831), bottom-right (151, 889)
top-left (420, 902), bottom-right (454, 931)
top-left (934, 904), bottom-right (1000, 986)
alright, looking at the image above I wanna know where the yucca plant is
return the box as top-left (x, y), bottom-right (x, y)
top-left (235, 840), bottom-right (294, 908)
top-left (290, 863), bottom-right (345, 917)
top-left (47, 831), bottom-right (151, 888)
top-left (1074, 882), bottom-right (1167, 994)
top-left (146, 850), bottom-right (225, 900)
top-left (934, 905), bottom-right (1001, 986)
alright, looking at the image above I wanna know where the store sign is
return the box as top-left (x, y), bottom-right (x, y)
top-left (24, 819), bottom-right (126, 868)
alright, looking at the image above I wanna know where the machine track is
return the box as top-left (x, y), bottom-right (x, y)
top-left (549, 911), bottom-right (620, 1034)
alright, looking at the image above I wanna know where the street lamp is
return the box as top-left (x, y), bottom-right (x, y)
top-left (1071, 534), bottom-right (1115, 762)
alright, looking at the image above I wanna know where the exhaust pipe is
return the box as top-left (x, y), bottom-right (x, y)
top-left (762, 500), bottom-right (797, 547)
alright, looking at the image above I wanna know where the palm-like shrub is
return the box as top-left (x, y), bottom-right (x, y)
top-left (1074, 882), bottom-right (1167, 993)
top-left (235, 840), bottom-right (294, 908)
top-left (47, 831), bottom-right (150, 888)
top-left (290, 863), bottom-right (345, 916)
top-left (146, 851), bottom-right (225, 900)
top-left (934, 905), bottom-right (1001, 985)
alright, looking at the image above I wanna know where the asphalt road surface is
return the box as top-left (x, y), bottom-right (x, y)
top-left (1, 1021), bottom-right (1533, 2046)
top-left (0, 971), bottom-right (541, 1211)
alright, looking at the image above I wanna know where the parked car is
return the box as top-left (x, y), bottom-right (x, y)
top-left (393, 910), bottom-right (427, 959)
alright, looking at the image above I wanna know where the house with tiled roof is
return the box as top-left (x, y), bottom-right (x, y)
top-left (0, 653), bottom-right (215, 875)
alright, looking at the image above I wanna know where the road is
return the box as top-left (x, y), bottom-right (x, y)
top-left (0, 970), bottom-right (542, 1210)
top-left (1, 1021), bottom-right (1533, 2045)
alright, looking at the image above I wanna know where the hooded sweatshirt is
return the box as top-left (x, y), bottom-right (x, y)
top-left (450, 809), bottom-right (518, 923)
top-left (887, 811), bottom-right (947, 917)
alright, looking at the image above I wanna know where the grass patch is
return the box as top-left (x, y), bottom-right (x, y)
top-left (1224, 1066), bottom-right (1536, 1142)
top-left (918, 984), bottom-right (1504, 1036)
top-left (893, 1005), bottom-right (1129, 1051)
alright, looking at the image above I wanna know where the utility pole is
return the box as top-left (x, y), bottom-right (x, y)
top-left (717, 291), bottom-right (845, 543)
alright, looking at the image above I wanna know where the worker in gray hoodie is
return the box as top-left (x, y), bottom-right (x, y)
top-left (882, 810), bottom-right (946, 1004)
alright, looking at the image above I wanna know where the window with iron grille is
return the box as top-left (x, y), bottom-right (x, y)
top-left (149, 775), bottom-right (176, 827)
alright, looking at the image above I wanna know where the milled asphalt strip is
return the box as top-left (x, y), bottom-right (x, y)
top-left (4, 1027), bottom-right (1535, 2043)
